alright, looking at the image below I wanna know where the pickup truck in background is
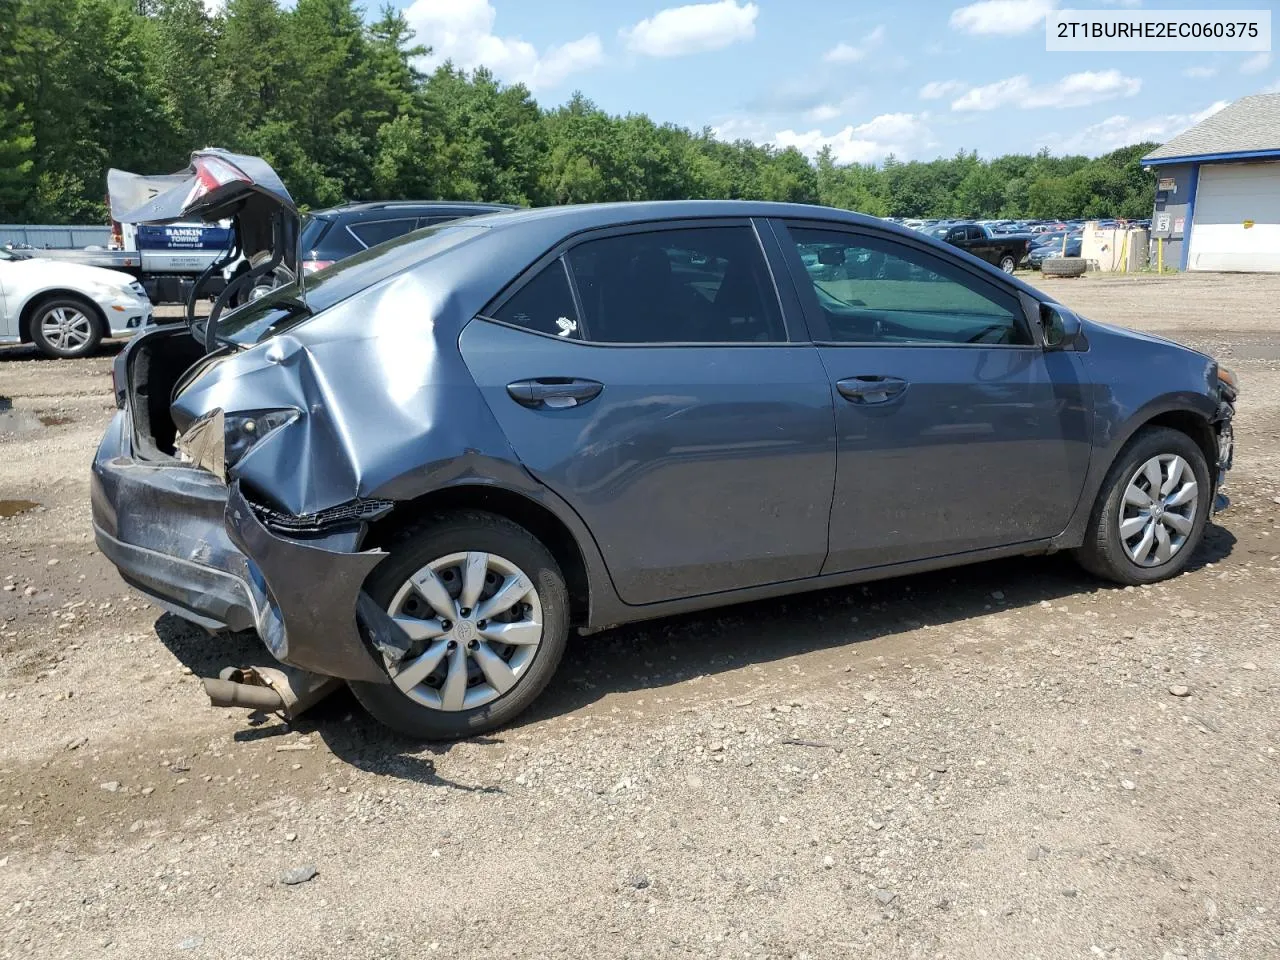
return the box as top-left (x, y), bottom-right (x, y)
top-left (16, 165), bottom-right (238, 306)
top-left (929, 222), bottom-right (1034, 274)
top-left (27, 219), bottom-right (232, 305)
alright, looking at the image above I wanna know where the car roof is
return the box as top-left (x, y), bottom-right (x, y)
top-left (456, 199), bottom-right (923, 241)
top-left (309, 200), bottom-right (518, 219)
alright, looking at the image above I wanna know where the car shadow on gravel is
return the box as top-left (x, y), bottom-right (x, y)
top-left (151, 524), bottom-right (1236, 775)
top-left (153, 613), bottom-right (507, 789)
top-left (0, 340), bottom-right (124, 362)
top-left (518, 520), bottom-right (1237, 729)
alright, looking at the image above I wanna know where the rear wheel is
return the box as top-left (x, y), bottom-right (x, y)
top-left (998, 253), bottom-right (1017, 274)
top-left (29, 297), bottom-right (103, 359)
top-left (1074, 427), bottom-right (1211, 585)
top-left (349, 511), bottom-right (569, 740)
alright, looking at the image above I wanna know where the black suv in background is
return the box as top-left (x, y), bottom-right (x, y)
top-left (299, 201), bottom-right (517, 274)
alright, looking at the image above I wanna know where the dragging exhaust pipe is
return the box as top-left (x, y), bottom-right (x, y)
top-left (203, 676), bottom-right (285, 711)
top-left (201, 665), bottom-right (341, 718)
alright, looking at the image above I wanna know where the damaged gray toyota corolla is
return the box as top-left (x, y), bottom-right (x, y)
top-left (93, 151), bottom-right (1237, 740)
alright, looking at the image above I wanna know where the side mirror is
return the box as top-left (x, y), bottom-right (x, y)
top-left (1040, 303), bottom-right (1081, 350)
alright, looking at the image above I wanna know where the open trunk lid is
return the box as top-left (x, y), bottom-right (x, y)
top-left (109, 149), bottom-right (301, 347)
top-left (108, 149), bottom-right (298, 273)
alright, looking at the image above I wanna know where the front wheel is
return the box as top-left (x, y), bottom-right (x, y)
top-left (30, 297), bottom-right (103, 359)
top-left (349, 511), bottom-right (569, 740)
top-left (1074, 427), bottom-right (1211, 585)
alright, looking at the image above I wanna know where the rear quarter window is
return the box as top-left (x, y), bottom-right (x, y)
top-left (349, 218), bottom-right (420, 248)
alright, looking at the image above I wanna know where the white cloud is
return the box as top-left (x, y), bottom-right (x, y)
top-left (919, 79), bottom-right (967, 99)
top-left (1262, 79), bottom-right (1280, 94)
top-left (1182, 65), bottom-right (1217, 79)
top-left (1048, 100), bottom-right (1229, 155)
top-left (805, 104), bottom-right (843, 123)
top-left (952, 69), bottom-right (1141, 111)
top-left (773, 112), bottom-right (934, 164)
top-left (710, 116), bottom-right (773, 143)
top-left (621, 1), bottom-right (758, 58)
top-left (823, 25), bottom-right (886, 63)
top-left (405, 0), bottom-right (602, 91)
top-left (1241, 52), bottom-right (1272, 75)
top-left (949, 0), bottom-right (1056, 36)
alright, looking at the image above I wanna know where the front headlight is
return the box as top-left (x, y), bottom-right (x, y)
top-left (1217, 364), bottom-right (1238, 398)
top-left (84, 279), bottom-right (141, 301)
top-left (176, 407), bottom-right (298, 480)
top-left (128, 281), bottom-right (148, 300)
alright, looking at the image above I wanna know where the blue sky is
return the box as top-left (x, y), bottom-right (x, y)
top-left (389, 0), bottom-right (1279, 161)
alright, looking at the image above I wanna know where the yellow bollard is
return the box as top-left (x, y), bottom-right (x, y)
top-left (1157, 237), bottom-right (1164, 273)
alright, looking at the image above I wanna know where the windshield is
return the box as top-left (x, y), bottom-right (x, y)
top-left (214, 222), bottom-right (486, 346)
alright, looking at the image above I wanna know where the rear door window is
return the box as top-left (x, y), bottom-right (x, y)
top-left (349, 218), bottom-right (420, 248)
top-left (564, 226), bottom-right (784, 343)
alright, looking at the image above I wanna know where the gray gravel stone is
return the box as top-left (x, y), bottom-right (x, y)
top-left (280, 865), bottom-right (318, 886)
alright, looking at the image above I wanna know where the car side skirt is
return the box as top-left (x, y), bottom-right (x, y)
top-left (582, 537), bottom-right (1059, 633)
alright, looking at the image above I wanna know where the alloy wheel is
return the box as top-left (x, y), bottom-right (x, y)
top-left (1118, 454), bottom-right (1199, 567)
top-left (384, 551), bottom-right (543, 711)
top-left (40, 306), bottom-right (93, 351)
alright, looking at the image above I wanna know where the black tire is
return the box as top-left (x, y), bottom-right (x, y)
top-left (28, 296), bottom-right (104, 359)
top-left (998, 253), bottom-right (1017, 274)
top-left (1074, 426), bottom-right (1211, 585)
top-left (349, 511), bottom-right (570, 740)
top-left (1042, 257), bottom-right (1087, 278)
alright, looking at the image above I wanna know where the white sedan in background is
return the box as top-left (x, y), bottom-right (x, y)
top-left (0, 248), bottom-right (153, 359)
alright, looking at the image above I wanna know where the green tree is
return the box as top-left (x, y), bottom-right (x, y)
top-left (0, 0), bottom-right (1163, 225)
top-left (0, 9), bottom-right (36, 217)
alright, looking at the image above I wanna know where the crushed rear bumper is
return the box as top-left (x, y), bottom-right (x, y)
top-left (91, 410), bottom-right (389, 682)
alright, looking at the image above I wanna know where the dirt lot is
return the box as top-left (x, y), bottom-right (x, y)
top-left (1, 272), bottom-right (1279, 960)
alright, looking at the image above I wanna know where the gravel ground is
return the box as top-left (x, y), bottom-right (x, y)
top-left (1, 272), bottom-right (1279, 960)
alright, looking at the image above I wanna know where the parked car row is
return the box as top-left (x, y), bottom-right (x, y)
top-left (882, 216), bottom-right (1152, 272)
top-left (3, 201), bottom-right (511, 358)
top-left (889, 217), bottom-right (1151, 236)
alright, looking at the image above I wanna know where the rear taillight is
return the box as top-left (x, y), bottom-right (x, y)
top-left (111, 350), bottom-right (128, 409)
top-left (110, 221), bottom-right (123, 251)
top-left (301, 259), bottom-right (335, 275)
top-left (184, 156), bottom-right (250, 207)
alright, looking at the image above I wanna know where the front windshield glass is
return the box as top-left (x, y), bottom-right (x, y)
top-left (214, 222), bottom-right (485, 346)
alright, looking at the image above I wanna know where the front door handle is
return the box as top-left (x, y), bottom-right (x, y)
top-left (507, 378), bottom-right (603, 409)
top-left (836, 376), bottom-right (909, 404)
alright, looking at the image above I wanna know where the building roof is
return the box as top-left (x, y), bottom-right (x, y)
top-left (1143, 93), bottom-right (1280, 166)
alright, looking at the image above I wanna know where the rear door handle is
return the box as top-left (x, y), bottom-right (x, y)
top-left (836, 376), bottom-right (909, 404)
top-left (506, 378), bottom-right (603, 409)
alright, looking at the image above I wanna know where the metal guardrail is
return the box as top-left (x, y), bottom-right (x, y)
top-left (0, 224), bottom-right (112, 249)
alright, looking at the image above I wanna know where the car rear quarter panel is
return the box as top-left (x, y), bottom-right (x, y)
top-left (170, 261), bottom-right (624, 627)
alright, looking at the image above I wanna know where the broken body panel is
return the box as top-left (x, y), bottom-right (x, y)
top-left (92, 220), bottom-right (614, 684)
